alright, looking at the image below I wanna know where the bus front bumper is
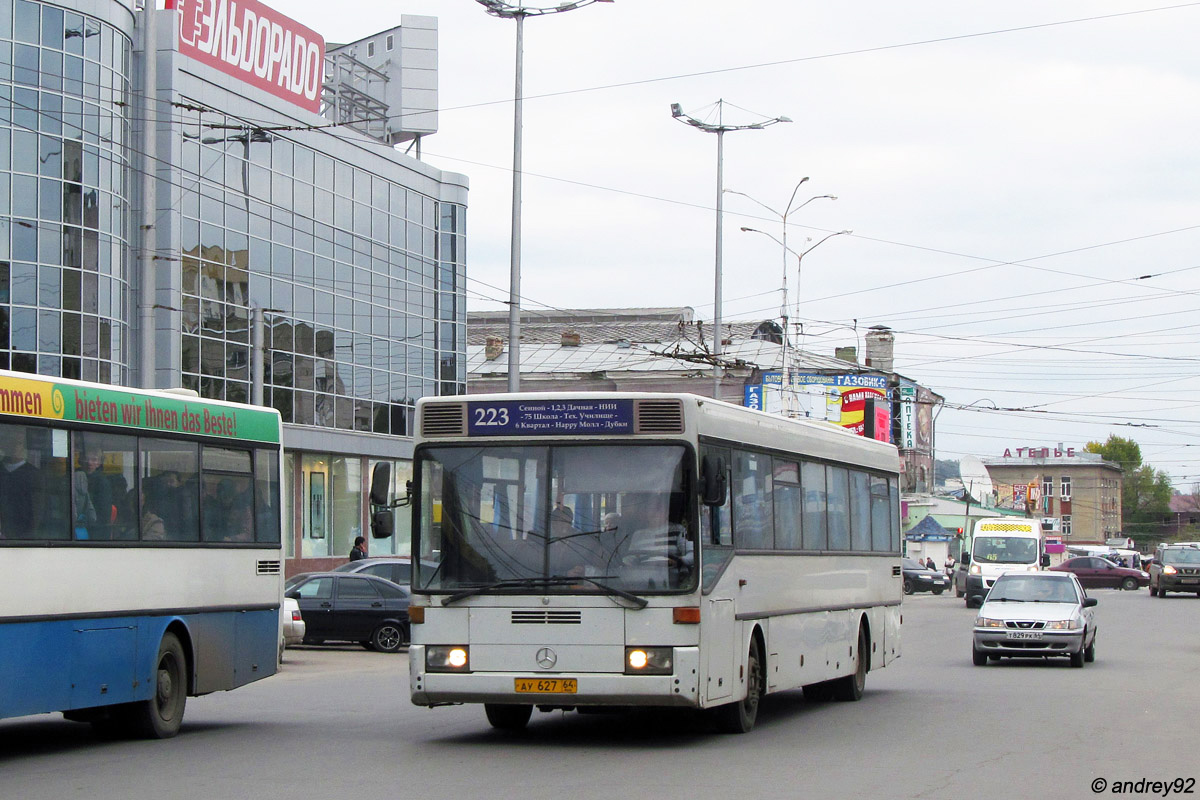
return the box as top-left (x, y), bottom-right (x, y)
top-left (410, 645), bottom-right (701, 708)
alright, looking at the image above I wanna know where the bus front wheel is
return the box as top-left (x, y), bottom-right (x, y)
top-left (129, 632), bottom-right (188, 739)
top-left (714, 636), bottom-right (763, 734)
top-left (485, 704), bottom-right (533, 731)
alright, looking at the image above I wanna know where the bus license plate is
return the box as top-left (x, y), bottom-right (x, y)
top-left (1006, 631), bottom-right (1042, 640)
top-left (515, 678), bottom-right (577, 694)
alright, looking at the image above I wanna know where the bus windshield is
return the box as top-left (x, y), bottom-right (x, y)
top-left (416, 444), bottom-right (695, 595)
top-left (973, 535), bottom-right (1038, 565)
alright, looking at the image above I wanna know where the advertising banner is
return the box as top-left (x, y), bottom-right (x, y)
top-left (748, 372), bottom-right (891, 440)
top-left (900, 386), bottom-right (916, 449)
top-left (0, 375), bottom-right (281, 443)
top-left (172, 0), bottom-right (326, 113)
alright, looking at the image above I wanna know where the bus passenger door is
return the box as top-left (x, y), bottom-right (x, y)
top-left (702, 598), bottom-right (735, 702)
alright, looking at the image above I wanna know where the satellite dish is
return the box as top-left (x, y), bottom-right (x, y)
top-left (958, 455), bottom-right (994, 505)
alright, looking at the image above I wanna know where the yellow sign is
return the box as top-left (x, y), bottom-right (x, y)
top-left (0, 376), bottom-right (65, 420)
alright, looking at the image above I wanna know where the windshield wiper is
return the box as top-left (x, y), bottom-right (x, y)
top-left (441, 576), bottom-right (648, 609)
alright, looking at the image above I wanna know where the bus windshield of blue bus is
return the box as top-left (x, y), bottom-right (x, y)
top-left (415, 444), bottom-right (695, 594)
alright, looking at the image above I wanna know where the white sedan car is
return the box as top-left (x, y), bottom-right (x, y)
top-left (972, 572), bottom-right (1097, 668)
top-left (280, 596), bottom-right (305, 661)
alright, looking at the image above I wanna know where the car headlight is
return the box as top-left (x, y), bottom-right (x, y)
top-left (426, 645), bottom-right (470, 672)
top-left (974, 617), bottom-right (1004, 628)
top-left (1140, 571), bottom-right (1150, 579)
top-left (625, 647), bottom-right (673, 675)
top-left (1044, 618), bottom-right (1082, 630)
top-left (969, 564), bottom-right (981, 575)
top-left (918, 575), bottom-right (932, 581)
top-left (1163, 565), bottom-right (1178, 575)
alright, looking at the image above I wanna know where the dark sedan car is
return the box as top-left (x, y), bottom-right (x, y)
top-left (901, 557), bottom-right (949, 595)
top-left (285, 572), bottom-right (410, 653)
top-left (1049, 556), bottom-right (1148, 591)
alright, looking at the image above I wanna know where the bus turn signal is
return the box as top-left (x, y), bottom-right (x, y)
top-left (673, 607), bottom-right (700, 624)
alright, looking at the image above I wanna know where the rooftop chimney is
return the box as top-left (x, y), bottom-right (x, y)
top-left (485, 336), bottom-right (504, 361)
top-left (864, 326), bottom-right (894, 373)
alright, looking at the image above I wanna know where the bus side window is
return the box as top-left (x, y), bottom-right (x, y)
top-left (201, 447), bottom-right (254, 542)
top-left (140, 439), bottom-right (200, 542)
top-left (72, 431), bottom-right (136, 541)
top-left (0, 423), bottom-right (68, 541)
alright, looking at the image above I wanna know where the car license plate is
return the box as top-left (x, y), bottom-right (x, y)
top-left (515, 678), bottom-right (577, 694)
top-left (1006, 631), bottom-right (1042, 640)
top-left (1181, 578), bottom-right (1199, 585)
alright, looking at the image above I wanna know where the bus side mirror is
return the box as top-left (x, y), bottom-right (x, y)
top-left (701, 455), bottom-right (727, 507)
top-left (961, 552), bottom-right (971, 565)
top-left (370, 509), bottom-right (394, 539)
top-left (370, 463), bottom-right (392, 507)
top-left (1041, 553), bottom-right (1051, 568)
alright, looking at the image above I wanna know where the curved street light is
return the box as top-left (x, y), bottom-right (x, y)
top-left (670, 100), bottom-right (791, 399)
top-left (740, 225), bottom-right (850, 412)
top-left (477, 0), bottom-right (615, 391)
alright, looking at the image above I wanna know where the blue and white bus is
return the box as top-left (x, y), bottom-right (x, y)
top-left (376, 392), bottom-right (902, 733)
top-left (0, 371), bottom-right (283, 737)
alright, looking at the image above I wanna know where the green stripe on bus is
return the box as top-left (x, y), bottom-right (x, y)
top-left (0, 375), bottom-right (280, 444)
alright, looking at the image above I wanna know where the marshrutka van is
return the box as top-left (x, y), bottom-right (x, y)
top-left (959, 518), bottom-right (1048, 607)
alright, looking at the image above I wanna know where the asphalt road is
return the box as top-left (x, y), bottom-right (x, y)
top-left (2, 588), bottom-right (1197, 800)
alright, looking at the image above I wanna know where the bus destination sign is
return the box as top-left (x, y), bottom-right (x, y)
top-left (466, 399), bottom-right (635, 437)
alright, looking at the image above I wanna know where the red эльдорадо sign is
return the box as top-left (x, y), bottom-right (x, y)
top-left (169, 0), bottom-right (325, 113)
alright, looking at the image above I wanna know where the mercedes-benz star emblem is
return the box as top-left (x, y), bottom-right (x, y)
top-left (535, 647), bottom-right (557, 669)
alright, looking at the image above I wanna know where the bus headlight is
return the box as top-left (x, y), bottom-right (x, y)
top-left (969, 564), bottom-right (981, 575)
top-left (427, 645), bottom-right (470, 672)
top-left (625, 647), bottom-right (673, 675)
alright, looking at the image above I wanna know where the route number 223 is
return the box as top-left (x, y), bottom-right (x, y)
top-left (473, 407), bottom-right (510, 426)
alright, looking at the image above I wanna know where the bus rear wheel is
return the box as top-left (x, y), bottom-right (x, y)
top-left (833, 625), bottom-right (868, 701)
top-left (714, 636), bottom-right (763, 734)
top-left (128, 633), bottom-right (187, 739)
top-left (485, 704), bottom-right (533, 731)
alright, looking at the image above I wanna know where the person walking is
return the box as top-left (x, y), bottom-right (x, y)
top-left (349, 535), bottom-right (368, 561)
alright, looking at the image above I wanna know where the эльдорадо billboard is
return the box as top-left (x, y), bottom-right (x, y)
top-left (170, 0), bottom-right (325, 114)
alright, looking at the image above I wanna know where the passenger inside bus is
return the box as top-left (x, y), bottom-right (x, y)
top-left (0, 427), bottom-right (43, 538)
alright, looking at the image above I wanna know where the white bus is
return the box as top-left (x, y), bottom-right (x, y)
top-left (0, 371), bottom-right (284, 738)
top-left (376, 392), bottom-right (902, 733)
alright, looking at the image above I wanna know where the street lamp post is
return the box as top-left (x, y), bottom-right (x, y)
top-left (477, 0), bottom-right (614, 392)
top-left (728, 183), bottom-right (837, 411)
top-left (671, 100), bottom-right (790, 400)
top-left (739, 226), bottom-right (851, 415)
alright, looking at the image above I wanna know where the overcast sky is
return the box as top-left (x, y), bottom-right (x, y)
top-left (280, 0), bottom-right (1200, 489)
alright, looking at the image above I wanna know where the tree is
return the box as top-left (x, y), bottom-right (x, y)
top-left (934, 459), bottom-right (960, 486)
top-left (1084, 435), bottom-right (1173, 539)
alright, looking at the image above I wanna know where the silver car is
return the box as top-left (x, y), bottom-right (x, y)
top-left (972, 572), bottom-right (1097, 668)
top-left (279, 595), bottom-right (306, 661)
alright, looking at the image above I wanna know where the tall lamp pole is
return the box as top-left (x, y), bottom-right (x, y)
top-left (728, 182), bottom-right (837, 410)
top-left (739, 227), bottom-right (850, 414)
top-left (477, 0), bottom-right (614, 392)
top-left (671, 100), bottom-right (790, 400)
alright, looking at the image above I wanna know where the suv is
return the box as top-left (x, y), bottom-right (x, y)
top-left (1149, 544), bottom-right (1200, 597)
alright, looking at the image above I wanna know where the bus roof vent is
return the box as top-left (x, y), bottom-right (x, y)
top-left (634, 399), bottom-right (684, 434)
top-left (422, 403), bottom-right (467, 437)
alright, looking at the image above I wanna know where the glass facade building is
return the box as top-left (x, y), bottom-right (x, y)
top-left (0, 0), bottom-right (467, 573)
top-left (0, 0), bottom-right (132, 382)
